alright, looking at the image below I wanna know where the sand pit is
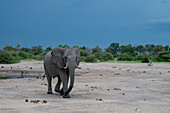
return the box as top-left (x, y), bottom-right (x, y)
top-left (0, 61), bottom-right (170, 113)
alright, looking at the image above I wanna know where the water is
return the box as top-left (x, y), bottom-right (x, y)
top-left (0, 75), bottom-right (44, 79)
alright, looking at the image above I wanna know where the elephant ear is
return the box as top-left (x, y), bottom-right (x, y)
top-left (73, 47), bottom-right (80, 65)
top-left (51, 47), bottom-right (66, 69)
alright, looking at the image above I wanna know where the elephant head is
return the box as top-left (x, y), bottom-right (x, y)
top-left (51, 47), bottom-right (80, 95)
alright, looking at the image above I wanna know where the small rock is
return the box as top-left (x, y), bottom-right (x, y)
top-left (1, 66), bottom-right (4, 68)
top-left (25, 99), bottom-right (29, 102)
top-left (43, 100), bottom-right (47, 104)
top-left (11, 67), bottom-right (13, 69)
top-left (107, 89), bottom-right (110, 91)
top-left (136, 86), bottom-right (139, 88)
top-left (30, 67), bottom-right (32, 69)
top-left (100, 74), bottom-right (102, 76)
top-left (143, 71), bottom-right (146, 73)
top-left (112, 66), bottom-right (117, 68)
top-left (85, 84), bottom-right (88, 86)
top-left (96, 98), bottom-right (102, 101)
top-left (168, 71), bottom-right (170, 73)
top-left (114, 73), bottom-right (120, 75)
top-left (120, 93), bottom-right (125, 95)
top-left (114, 88), bottom-right (121, 90)
top-left (127, 69), bottom-right (130, 71)
top-left (144, 99), bottom-right (146, 101)
top-left (119, 68), bottom-right (121, 70)
top-left (159, 72), bottom-right (162, 74)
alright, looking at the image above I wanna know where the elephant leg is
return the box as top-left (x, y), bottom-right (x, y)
top-left (59, 72), bottom-right (71, 98)
top-left (54, 76), bottom-right (63, 95)
top-left (46, 74), bottom-right (53, 94)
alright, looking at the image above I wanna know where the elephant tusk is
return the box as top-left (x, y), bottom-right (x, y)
top-left (76, 66), bottom-right (82, 69)
top-left (64, 66), bottom-right (67, 69)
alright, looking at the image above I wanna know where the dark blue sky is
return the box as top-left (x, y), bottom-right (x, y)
top-left (0, 0), bottom-right (170, 49)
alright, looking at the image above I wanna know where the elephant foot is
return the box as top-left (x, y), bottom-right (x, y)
top-left (63, 94), bottom-right (71, 98)
top-left (47, 91), bottom-right (53, 94)
top-left (55, 88), bottom-right (64, 95)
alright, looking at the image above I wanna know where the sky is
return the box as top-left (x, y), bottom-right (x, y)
top-left (0, 0), bottom-right (170, 49)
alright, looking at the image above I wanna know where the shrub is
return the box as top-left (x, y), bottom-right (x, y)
top-left (117, 53), bottom-right (135, 61)
top-left (94, 52), bottom-right (113, 62)
top-left (136, 53), bottom-right (150, 63)
top-left (34, 53), bottom-right (44, 61)
top-left (80, 50), bottom-right (90, 57)
top-left (0, 50), bottom-right (20, 64)
top-left (84, 54), bottom-right (97, 63)
top-left (80, 56), bottom-right (86, 62)
top-left (154, 51), bottom-right (170, 62)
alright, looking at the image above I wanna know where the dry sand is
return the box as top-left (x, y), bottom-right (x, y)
top-left (0, 61), bottom-right (170, 113)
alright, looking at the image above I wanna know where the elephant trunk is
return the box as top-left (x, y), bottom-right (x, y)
top-left (64, 66), bottom-right (75, 96)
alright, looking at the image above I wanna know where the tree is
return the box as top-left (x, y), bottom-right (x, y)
top-left (164, 45), bottom-right (169, 51)
top-left (58, 44), bottom-right (70, 49)
top-left (20, 47), bottom-right (31, 52)
top-left (31, 45), bottom-right (43, 55)
top-left (145, 44), bottom-right (155, 54)
top-left (119, 44), bottom-right (134, 53)
top-left (80, 46), bottom-right (91, 52)
top-left (105, 47), bottom-right (112, 53)
top-left (72, 45), bottom-right (79, 49)
top-left (136, 45), bottom-right (145, 54)
top-left (153, 45), bottom-right (164, 54)
top-left (44, 46), bottom-right (52, 52)
top-left (92, 46), bottom-right (102, 53)
top-left (108, 42), bottom-right (119, 54)
top-left (3, 45), bottom-right (14, 51)
top-left (14, 44), bottom-right (21, 51)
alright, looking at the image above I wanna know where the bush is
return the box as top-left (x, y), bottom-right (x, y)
top-left (34, 53), bottom-right (44, 61)
top-left (84, 54), bottom-right (97, 63)
top-left (94, 52), bottom-right (113, 62)
top-left (117, 53), bottom-right (135, 61)
top-left (154, 51), bottom-right (170, 62)
top-left (136, 53), bottom-right (150, 63)
top-left (0, 50), bottom-right (20, 64)
top-left (80, 56), bottom-right (86, 62)
top-left (80, 50), bottom-right (90, 57)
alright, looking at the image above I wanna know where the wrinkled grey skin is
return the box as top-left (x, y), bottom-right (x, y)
top-left (44, 47), bottom-right (80, 98)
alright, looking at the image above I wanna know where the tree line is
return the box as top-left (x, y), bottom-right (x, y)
top-left (0, 43), bottom-right (170, 64)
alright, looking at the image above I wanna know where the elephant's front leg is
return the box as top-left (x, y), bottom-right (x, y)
top-left (59, 71), bottom-right (70, 98)
top-left (46, 74), bottom-right (53, 94)
top-left (54, 76), bottom-right (63, 95)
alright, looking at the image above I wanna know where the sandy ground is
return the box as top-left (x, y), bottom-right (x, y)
top-left (0, 61), bottom-right (170, 113)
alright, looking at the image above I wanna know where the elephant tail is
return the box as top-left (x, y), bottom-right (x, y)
top-left (42, 74), bottom-right (45, 80)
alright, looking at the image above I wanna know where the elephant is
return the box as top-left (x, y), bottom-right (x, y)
top-left (44, 47), bottom-right (80, 98)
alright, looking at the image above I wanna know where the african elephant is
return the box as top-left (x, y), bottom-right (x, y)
top-left (44, 47), bottom-right (80, 98)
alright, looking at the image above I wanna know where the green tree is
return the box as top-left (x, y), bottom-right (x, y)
top-left (136, 45), bottom-right (146, 54)
top-left (92, 46), bottom-right (102, 53)
top-left (153, 45), bottom-right (164, 54)
top-left (20, 47), bottom-right (31, 52)
top-left (108, 42), bottom-right (119, 54)
top-left (145, 44), bottom-right (155, 54)
top-left (3, 45), bottom-right (15, 51)
top-left (119, 44), bottom-right (134, 53)
top-left (164, 45), bottom-right (169, 51)
top-left (31, 45), bottom-right (43, 55)
top-left (58, 44), bottom-right (70, 49)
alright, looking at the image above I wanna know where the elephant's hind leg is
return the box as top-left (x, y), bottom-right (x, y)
top-left (46, 74), bottom-right (53, 94)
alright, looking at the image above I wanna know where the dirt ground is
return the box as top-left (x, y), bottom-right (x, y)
top-left (0, 61), bottom-right (170, 113)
